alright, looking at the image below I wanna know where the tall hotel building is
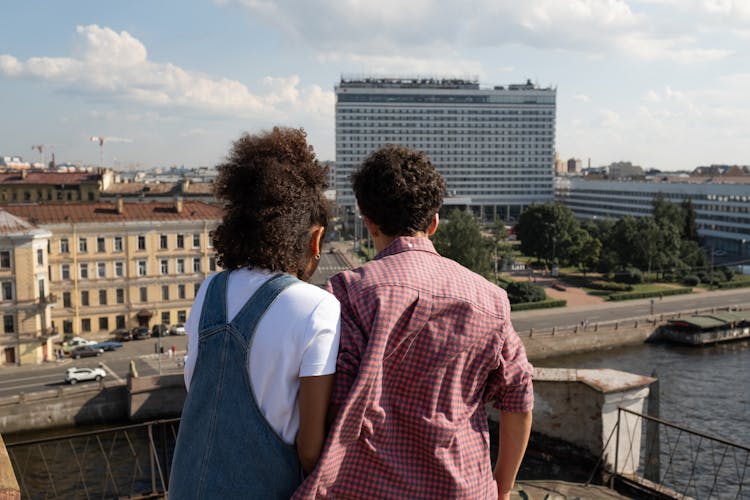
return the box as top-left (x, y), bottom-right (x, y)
top-left (335, 77), bottom-right (556, 222)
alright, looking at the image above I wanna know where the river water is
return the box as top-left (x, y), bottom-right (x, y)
top-left (536, 339), bottom-right (750, 449)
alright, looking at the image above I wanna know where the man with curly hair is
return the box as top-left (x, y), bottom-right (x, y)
top-left (295, 145), bottom-right (533, 499)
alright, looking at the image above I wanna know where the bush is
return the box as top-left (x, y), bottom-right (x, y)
top-left (588, 280), bottom-right (633, 292)
top-left (716, 280), bottom-right (750, 290)
top-left (682, 275), bottom-right (700, 286)
top-left (511, 299), bottom-right (567, 311)
top-left (696, 270), bottom-right (710, 283)
top-left (608, 287), bottom-right (692, 301)
top-left (614, 267), bottom-right (644, 284)
top-left (719, 267), bottom-right (735, 282)
top-left (506, 281), bottom-right (547, 304)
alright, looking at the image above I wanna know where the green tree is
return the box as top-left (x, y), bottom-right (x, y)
top-left (515, 203), bottom-right (581, 267)
top-left (433, 208), bottom-right (492, 277)
top-left (506, 281), bottom-right (546, 304)
top-left (681, 199), bottom-right (700, 242)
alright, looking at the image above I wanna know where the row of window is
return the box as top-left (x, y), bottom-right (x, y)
top-left (57, 233), bottom-right (205, 254)
top-left (0, 190), bottom-right (95, 202)
top-left (57, 309), bottom-right (188, 335)
top-left (60, 282), bottom-right (199, 308)
top-left (57, 257), bottom-right (217, 281)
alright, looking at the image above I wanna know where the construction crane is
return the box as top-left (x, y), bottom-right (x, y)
top-left (90, 136), bottom-right (133, 166)
top-left (30, 144), bottom-right (58, 168)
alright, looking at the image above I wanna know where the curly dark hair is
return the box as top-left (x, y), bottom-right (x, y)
top-left (211, 127), bottom-right (328, 272)
top-left (352, 145), bottom-right (446, 236)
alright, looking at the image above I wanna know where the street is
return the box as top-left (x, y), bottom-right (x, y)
top-left (0, 335), bottom-right (188, 398)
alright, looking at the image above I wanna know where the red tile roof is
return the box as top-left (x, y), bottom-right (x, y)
top-left (0, 209), bottom-right (36, 234)
top-left (2, 201), bottom-right (223, 224)
top-left (0, 171), bottom-right (101, 185)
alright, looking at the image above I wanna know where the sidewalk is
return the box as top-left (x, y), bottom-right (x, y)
top-left (507, 270), bottom-right (604, 308)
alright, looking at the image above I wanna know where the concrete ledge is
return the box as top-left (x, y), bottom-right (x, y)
top-left (523, 324), bottom-right (657, 361)
top-left (0, 435), bottom-right (20, 500)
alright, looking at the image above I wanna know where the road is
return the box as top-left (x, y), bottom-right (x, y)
top-left (1, 287), bottom-right (748, 397)
top-left (511, 287), bottom-right (750, 332)
top-left (0, 335), bottom-right (188, 399)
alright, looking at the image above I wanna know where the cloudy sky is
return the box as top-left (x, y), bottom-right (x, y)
top-left (1, 0), bottom-right (749, 171)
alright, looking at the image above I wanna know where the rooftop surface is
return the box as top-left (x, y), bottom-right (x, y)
top-left (2, 200), bottom-right (223, 224)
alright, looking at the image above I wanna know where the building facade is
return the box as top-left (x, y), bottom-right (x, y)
top-left (0, 170), bottom-right (113, 204)
top-left (2, 199), bottom-right (223, 363)
top-left (335, 77), bottom-right (556, 223)
top-left (0, 211), bottom-right (53, 365)
top-left (555, 177), bottom-right (750, 257)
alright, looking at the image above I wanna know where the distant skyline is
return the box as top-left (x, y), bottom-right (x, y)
top-left (1, 0), bottom-right (749, 171)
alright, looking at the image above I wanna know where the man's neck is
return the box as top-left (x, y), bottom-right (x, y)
top-left (373, 232), bottom-right (428, 254)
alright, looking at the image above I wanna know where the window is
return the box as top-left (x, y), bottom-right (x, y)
top-left (160, 259), bottom-right (168, 275)
top-left (79, 238), bottom-right (88, 253)
top-left (114, 262), bottom-right (124, 277)
top-left (193, 257), bottom-right (201, 273)
top-left (194, 283), bottom-right (201, 296)
top-left (63, 292), bottom-right (71, 308)
top-left (97, 237), bottom-right (105, 252)
top-left (81, 318), bottom-right (91, 332)
top-left (178, 284), bottom-right (186, 299)
top-left (176, 234), bottom-right (185, 249)
top-left (97, 262), bottom-right (106, 278)
top-left (81, 290), bottom-right (89, 306)
top-left (137, 261), bottom-right (147, 276)
top-left (99, 290), bottom-right (107, 305)
top-left (37, 248), bottom-right (43, 265)
top-left (162, 285), bottom-right (169, 300)
top-left (177, 310), bottom-right (187, 323)
top-left (2, 282), bottom-right (12, 301)
top-left (137, 235), bottom-right (146, 251)
top-left (140, 287), bottom-right (147, 302)
top-left (113, 236), bottom-right (123, 252)
top-left (209, 257), bottom-right (217, 271)
top-left (116, 315), bottom-right (125, 329)
top-left (60, 239), bottom-right (70, 254)
top-left (116, 288), bottom-right (124, 304)
top-left (79, 263), bottom-right (89, 279)
top-left (176, 259), bottom-right (185, 274)
top-left (160, 234), bottom-right (168, 249)
top-left (61, 264), bottom-right (70, 280)
top-left (63, 320), bottom-right (73, 334)
top-left (38, 279), bottom-right (44, 300)
top-left (0, 251), bottom-right (10, 268)
top-left (193, 234), bottom-right (200, 248)
top-left (3, 315), bottom-right (14, 334)
top-left (99, 317), bottom-right (109, 330)
top-left (161, 311), bottom-right (171, 325)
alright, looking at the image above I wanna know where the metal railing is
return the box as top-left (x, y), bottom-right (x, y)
top-left (6, 418), bottom-right (179, 499)
top-left (607, 407), bottom-right (749, 499)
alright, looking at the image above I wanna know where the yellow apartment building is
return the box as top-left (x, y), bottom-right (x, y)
top-left (0, 170), bottom-right (113, 204)
top-left (0, 210), bottom-right (54, 365)
top-left (3, 199), bottom-right (222, 363)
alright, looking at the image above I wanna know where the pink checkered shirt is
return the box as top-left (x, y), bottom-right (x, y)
top-left (293, 237), bottom-right (533, 499)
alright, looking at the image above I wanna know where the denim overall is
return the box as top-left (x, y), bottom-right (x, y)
top-left (169, 271), bottom-right (303, 499)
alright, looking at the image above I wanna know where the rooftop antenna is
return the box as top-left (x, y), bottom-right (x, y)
top-left (90, 136), bottom-right (133, 167)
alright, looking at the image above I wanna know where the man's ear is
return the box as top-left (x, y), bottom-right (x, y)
top-left (426, 213), bottom-right (439, 236)
top-left (363, 216), bottom-right (381, 238)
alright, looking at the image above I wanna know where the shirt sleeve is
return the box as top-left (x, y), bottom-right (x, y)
top-left (485, 312), bottom-right (534, 413)
top-left (327, 274), bottom-right (367, 405)
top-left (183, 274), bottom-right (214, 390)
top-left (299, 293), bottom-right (341, 377)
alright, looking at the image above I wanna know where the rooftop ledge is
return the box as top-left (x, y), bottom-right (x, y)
top-left (534, 367), bottom-right (656, 394)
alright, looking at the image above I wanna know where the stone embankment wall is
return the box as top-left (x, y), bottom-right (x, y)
top-left (0, 374), bottom-right (186, 435)
top-left (521, 321), bottom-right (659, 361)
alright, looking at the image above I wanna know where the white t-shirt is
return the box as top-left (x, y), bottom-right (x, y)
top-left (183, 268), bottom-right (341, 444)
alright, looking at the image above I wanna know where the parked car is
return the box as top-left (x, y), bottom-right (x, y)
top-left (170, 323), bottom-right (186, 336)
top-left (93, 341), bottom-right (123, 351)
top-left (62, 337), bottom-right (98, 353)
top-left (152, 324), bottom-right (169, 337)
top-left (131, 326), bottom-right (150, 340)
top-left (70, 345), bottom-right (104, 359)
top-left (113, 328), bottom-right (132, 342)
top-left (65, 367), bottom-right (106, 385)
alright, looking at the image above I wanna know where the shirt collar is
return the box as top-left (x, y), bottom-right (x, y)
top-left (374, 236), bottom-right (438, 260)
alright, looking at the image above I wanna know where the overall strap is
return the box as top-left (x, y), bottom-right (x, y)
top-left (198, 270), bottom-right (230, 332)
top-left (230, 273), bottom-right (299, 342)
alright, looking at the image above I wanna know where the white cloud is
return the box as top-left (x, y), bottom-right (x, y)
top-left (0, 25), bottom-right (334, 120)
top-left (572, 94), bottom-right (591, 102)
top-left (223, 0), bottom-right (730, 63)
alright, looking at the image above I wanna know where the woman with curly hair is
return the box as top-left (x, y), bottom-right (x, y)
top-left (169, 127), bottom-right (340, 499)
